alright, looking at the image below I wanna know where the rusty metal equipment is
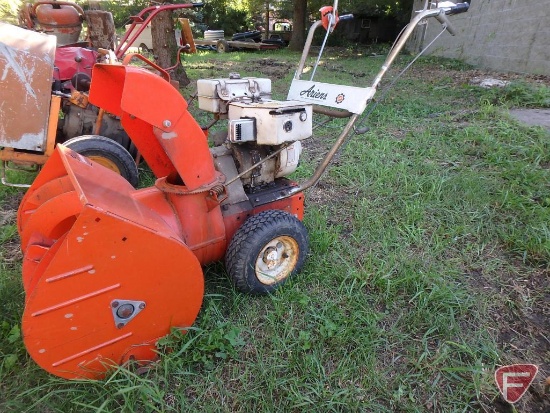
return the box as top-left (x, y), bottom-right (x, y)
top-left (0, 22), bottom-right (138, 187)
top-left (19, 0), bottom-right (85, 45)
top-left (1, 3), bottom-right (203, 187)
top-left (15, 1), bottom-right (470, 379)
top-left (115, 3), bottom-right (203, 58)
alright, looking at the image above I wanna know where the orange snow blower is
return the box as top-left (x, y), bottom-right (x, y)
top-left (16, 1), bottom-right (470, 379)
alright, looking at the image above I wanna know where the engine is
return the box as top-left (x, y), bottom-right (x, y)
top-left (197, 76), bottom-right (312, 188)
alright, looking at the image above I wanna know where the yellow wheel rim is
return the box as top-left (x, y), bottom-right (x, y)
top-left (87, 155), bottom-right (121, 174)
top-left (254, 236), bottom-right (299, 285)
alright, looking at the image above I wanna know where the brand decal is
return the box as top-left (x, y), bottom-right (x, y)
top-left (300, 85), bottom-right (328, 101)
top-left (335, 93), bottom-right (345, 104)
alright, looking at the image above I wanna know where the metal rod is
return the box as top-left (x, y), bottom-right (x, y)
top-left (224, 143), bottom-right (291, 187)
top-left (291, 114), bottom-right (359, 194)
top-left (295, 21), bottom-right (323, 80)
top-left (311, 14), bottom-right (334, 80)
top-left (371, 8), bottom-right (443, 90)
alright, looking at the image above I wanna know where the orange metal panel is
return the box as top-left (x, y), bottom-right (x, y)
top-left (22, 209), bottom-right (203, 379)
top-left (156, 177), bottom-right (227, 264)
top-left (222, 192), bottom-right (305, 244)
top-left (19, 146), bottom-right (205, 379)
top-left (45, 96), bottom-right (61, 156)
top-left (89, 64), bottom-right (219, 191)
top-left (120, 113), bottom-right (177, 178)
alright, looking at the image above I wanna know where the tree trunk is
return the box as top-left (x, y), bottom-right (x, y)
top-left (288, 0), bottom-right (307, 51)
top-left (150, 9), bottom-right (190, 88)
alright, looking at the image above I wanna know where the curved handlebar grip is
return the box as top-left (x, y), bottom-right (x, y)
top-left (339, 14), bottom-right (354, 21)
top-left (446, 2), bottom-right (470, 15)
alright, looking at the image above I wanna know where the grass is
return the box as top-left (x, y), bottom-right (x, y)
top-left (1, 47), bottom-right (549, 412)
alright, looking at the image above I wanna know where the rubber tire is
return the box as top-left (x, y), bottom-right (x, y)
top-left (216, 39), bottom-right (230, 53)
top-left (225, 210), bottom-right (309, 295)
top-left (63, 135), bottom-right (139, 187)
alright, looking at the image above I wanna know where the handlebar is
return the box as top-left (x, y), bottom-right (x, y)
top-left (445, 2), bottom-right (470, 15)
top-left (339, 14), bottom-right (354, 21)
top-left (435, 2), bottom-right (469, 36)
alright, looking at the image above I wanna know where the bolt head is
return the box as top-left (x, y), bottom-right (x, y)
top-left (163, 120), bottom-right (172, 128)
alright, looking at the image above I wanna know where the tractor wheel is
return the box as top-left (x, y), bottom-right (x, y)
top-left (216, 39), bottom-right (230, 53)
top-left (63, 135), bottom-right (139, 187)
top-left (225, 210), bottom-right (309, 295)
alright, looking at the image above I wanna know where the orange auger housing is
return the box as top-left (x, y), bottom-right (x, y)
top-left (18, 63), bottom-right (305, 379)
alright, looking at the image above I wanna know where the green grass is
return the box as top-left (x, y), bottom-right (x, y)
top-left (1, 48), bottom-right (549, 412)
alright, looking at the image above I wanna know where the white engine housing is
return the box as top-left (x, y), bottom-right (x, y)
top-left (275, 141), bottom-right (302, 178)
top-left (197, 77), bottom-right (272, 114)
top-left (228, 100), bottom-right (312, 145)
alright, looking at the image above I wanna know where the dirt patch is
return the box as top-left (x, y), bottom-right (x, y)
top-left (458, 244), bottom-right (550, 412)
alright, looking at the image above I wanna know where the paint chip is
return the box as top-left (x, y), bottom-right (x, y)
top-left (65, 313), bottom-right (73, 319)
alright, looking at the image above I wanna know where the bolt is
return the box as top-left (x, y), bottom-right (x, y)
top-left (163, 120), bottom-right (172, 128)
top-left (111, 301), bottom-right (119, 308)
top-left (139, 303), bottom-right (146, 310)
top-left (117, 322), bottom-right (124, 329)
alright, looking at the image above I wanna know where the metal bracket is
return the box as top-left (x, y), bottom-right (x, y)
top-left (111, 299), bottom-right (146, 329)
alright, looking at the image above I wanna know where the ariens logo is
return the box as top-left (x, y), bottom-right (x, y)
top-left (300, 85), bottom-right (328, 100)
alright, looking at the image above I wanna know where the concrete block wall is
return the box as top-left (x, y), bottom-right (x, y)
top-left (407, 0), bottom-right (550, 75)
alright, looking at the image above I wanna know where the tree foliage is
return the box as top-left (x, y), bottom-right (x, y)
top-left (0, 0), bottom-right (20, 24)
top-left (199, 0), bottom-right (250, 35)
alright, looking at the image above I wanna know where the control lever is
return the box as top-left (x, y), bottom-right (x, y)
top-left (435, 12), bottom-right (456, 35)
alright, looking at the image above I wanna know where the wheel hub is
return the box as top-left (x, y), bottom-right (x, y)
top-left (256, 237), bottom-right (299, 285)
